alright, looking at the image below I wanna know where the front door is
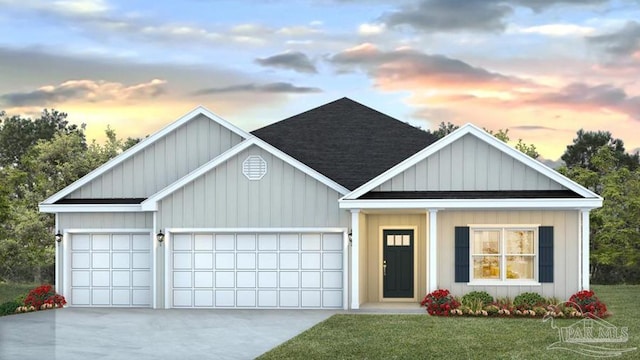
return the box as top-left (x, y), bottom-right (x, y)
top-left (383, 229), bottom-right (414, 298)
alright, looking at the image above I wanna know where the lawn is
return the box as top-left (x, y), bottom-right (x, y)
top-left (0, 283), bottom-right (38, 303)
top-left (258, 285), bottom-right (640, 359)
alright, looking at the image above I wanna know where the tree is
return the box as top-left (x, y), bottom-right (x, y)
top-left (560, 145), bottom-right (640, 284)
top-left (432, 122), bottom-right (459, 139)
top-left (484, 127), bottom-right (539, 159)
top-left (0, 116), bottom-right (133, 283)
top-left (0, 109), bottom-right (82, 168)
top-left (561, 129), bottom-right (639, 171)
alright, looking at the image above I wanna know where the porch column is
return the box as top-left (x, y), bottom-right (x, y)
top-left (581, 209), bottom-right (590, 290)
top-left (350, 209), bottom-right (360, 310)
top-left (54, 213), bottom-right (60, 294)
top-left (428, 209), bottom-right (438, 293)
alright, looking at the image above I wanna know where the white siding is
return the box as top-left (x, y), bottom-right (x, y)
top-left (58, 213), bottom-right (153, 229)
top-left (158, 146), bottom-right (349, 228)
top-left (67, 115), bottom-right (244, 199)
top-left (375, 134), bottom-right (566, 191)
top-left (437, 210), bottom-right (580, 300)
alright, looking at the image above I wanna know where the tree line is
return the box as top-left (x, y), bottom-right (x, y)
top-left (0, 110), bottom-right (140, 283)
top-left (0, 114), bottom-right (638, 284)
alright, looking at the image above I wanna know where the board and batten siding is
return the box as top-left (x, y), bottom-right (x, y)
top-left (437, 210), bottom-right (580, 300)
top-left (374, 134), bottom-right (566, 192)
top-left (58, 212), bottom-right (153, 229)
top-left (158, 145), bottom-right (349, 229)
top-left (67, 115), bottom-right (244, 199)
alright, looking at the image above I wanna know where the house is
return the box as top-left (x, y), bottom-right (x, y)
top-left (39, 98), bottom-right (603, 309)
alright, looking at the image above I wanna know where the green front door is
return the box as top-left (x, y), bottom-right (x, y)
top-left (383, 229), bottom-right (414, 298)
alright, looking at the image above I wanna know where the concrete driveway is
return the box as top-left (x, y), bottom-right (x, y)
top-left (0, 308), bottom-right (337, 360)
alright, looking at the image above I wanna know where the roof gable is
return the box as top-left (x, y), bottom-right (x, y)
top-left (372, 133), bottom-right (568, 192)
top-left (141, 137), bottom-right (349, 211)
top-left (252, 97), bottom-right (438, 190)
top-left (343, 123), bottom-right (602, 200)
top-left (41, 106), bottom-right (249, 205)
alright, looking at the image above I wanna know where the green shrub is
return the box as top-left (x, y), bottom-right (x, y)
top-left (0, 300), bottom-right (21, 316)
top-left (513, 292), bottom-right (545, 310)
top-left (462, 291), bottom-right (494, 307)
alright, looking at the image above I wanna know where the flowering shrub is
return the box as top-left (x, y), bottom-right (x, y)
top-left (566, 290), bottom-right (608, 318)
top-left (420, 289), bottom-right (460, 316)
top-left (22, 284), bottom-right (66, 311)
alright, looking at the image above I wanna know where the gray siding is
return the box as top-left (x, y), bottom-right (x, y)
top-left (436, 210), bottom-right (580, 300)
top-left (58, 212), bottom-right (153, 229)
top-left (68, 115), bottom-right (244, 199)
top-left (158, 145), bottom-right (349, 228)
top-left (375, 134), bottom-right (566, 191)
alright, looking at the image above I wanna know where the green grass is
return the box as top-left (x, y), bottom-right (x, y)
top-left (0, 283), bottom-right (38, 304)
top-left (258, 285), bottom-right (640, 359)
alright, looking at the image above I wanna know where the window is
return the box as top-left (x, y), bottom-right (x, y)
top-left (471, 226), bottom-right (536, 282)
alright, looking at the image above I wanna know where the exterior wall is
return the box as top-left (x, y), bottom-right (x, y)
top-left (67, 115), bottom-right (244, 199)
top-left (437, 210), bottom-right (580, 300)
top-left (363, 213), bottom-right (426, 303)
top-left (58, 212), bottom-right (153, 229)
top-left (374, 134), bottom-right (566, 191)
top-left (158, 145), bottom-right (350, 229)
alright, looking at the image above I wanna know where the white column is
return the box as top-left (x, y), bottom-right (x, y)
top-left (152, 212), bottom-right (158, 309)
top-left (342, 230), bottom-right (349, 310)
top-left (581, 209), bottom-right (590, 290)
top-left (54, 213), bottom-right (60, 294)
top-left (428, 209), bottom-right (438, 293)
top-left (350, 209), bottom-right (360, 310)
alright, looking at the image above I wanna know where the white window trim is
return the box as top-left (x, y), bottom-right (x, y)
top-left (467, 224), bottom-right (541, 286)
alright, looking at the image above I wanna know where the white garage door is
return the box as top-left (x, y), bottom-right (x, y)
top-left (170, 232), bottom-right (344, 308)
top-left (68, 233), bottom-right (152, 307)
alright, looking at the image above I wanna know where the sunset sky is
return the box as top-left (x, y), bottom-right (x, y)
top-left (1, 0), bottom-right (639, 161)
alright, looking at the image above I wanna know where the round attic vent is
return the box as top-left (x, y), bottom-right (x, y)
top-left (242, 155), bottom-right (267, 180)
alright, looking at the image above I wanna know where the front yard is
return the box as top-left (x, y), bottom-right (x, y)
top-left (258, 285), bottom-right (640, 359)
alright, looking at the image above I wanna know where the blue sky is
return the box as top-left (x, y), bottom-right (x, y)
top-left (1, 0), bottom-right (639, 160)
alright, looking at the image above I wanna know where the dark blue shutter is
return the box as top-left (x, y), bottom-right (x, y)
top-left (455, 226), bottom-right (470, 282)
top-left (539, 226), bottom-right (554, 283)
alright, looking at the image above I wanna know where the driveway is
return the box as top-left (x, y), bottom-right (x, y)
top-left (0, 308), bottom-right (337, 360)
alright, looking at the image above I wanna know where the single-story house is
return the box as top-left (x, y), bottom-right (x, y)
top-left (40, 98), bottom-right (603, 309)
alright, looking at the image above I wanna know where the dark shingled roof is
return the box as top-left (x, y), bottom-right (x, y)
top-left (358, 190), bottom-right (582, 200)
top-left (252, 98), bottom-right (438, 190)
top-left (55, 198), bottom-right (146, 204)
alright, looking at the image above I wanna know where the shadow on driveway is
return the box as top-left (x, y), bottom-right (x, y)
top-left (0, 308), bottom-right (337, 360)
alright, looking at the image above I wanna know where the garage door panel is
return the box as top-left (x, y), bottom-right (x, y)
top-left (112, 235), bottom-right (130, 250)
top-left (302, 272), bottom-right (320, 288)
top-left (215, 272), bottom-right (235, 287)
top-left (194, 235), bottom-right (213, 250)
top-left (72, 253), bottom-right (90, 269)
top-left (72, 271), bottom-right (90, 287)
top-left (112, 271), bottom-right (130, 287)
top-left (194, 272), bottom-right (213, 287)
top-left (112, 253), bottom-right (130, 269)
top-left (92, 253), bottom-right (110, 269)
top-left (69, 233), bottom-right (151, 307)
top-left (237, 253), bottom-right (256, 269)
top-left (258, 234), bottom-right (277, 250)
top-left (279, 290), bottom-right (299, 307)
top-left (215, 290), bottom-right (235, 306)
top-left (237, 234), bottom-right (256, 250)
top-left (112, 289), bottom-right (130, 305)
top-left (236, 290), bottom-right (256, 307)
top-left (132, 271), bottom-right (150, 287)
top-left (215, 253), bottom-right (234, 269)
top-left (92, 271), bottom-right (110, 287)
top-left (171, 232), bottom-right (343, 309)
top-left (194, 290), bottom-right (213, 307)
top-left (237, 272), bottom-right (256, 288)
top-left (302, 290), bottom-right (321, 307)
